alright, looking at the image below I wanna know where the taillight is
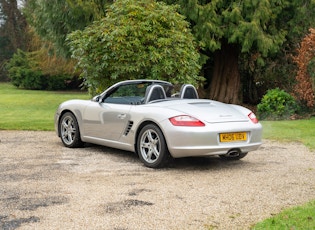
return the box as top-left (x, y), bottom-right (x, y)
top-left (248, 112), bottom-right (258, 124)
top-left (169, 115), bottom-right (205, 126)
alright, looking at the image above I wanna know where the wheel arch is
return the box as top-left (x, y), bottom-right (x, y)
top-left (58, 110), bottom-right (84, 148)
top-left (134, 120), bottom-right (170, 155)
top-left (57, 110), bottom-right (79, 137)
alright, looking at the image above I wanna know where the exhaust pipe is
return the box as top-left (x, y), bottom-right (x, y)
top-left (225, 149), bottom-right (241, 158)
top-left (220, 149), bottom-right (247, 160)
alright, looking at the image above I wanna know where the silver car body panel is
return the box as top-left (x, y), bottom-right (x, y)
top-left (55, 80), bottom-right (262, 158)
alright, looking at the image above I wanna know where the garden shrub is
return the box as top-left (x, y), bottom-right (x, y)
top-left (6, 49), bottom-right (78, 90)
top-left (46, 74), bottom-right (72, 90)
top-left (293, 28), bottom-right (315, 108)
top-left (20, 70), bottom-right (46, 90)
top-left (257, 88), bottom-right (299, 120)
top-left (67, 0), bottom-right (202, 95)
top-left (6, 49), bottom-right (46, 89)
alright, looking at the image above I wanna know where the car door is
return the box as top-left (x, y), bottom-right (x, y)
top-left (82, 101), bottom-right (132, 141)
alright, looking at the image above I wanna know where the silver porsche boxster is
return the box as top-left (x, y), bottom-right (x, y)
top-left (55, 79), bottom-right (262, 168)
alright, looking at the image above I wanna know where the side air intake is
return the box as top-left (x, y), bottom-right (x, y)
top-left (124, 121), bottom-right (134, 136)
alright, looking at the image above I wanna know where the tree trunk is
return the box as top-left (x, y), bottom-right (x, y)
top-left (0, 0), bottom-right (27, 50)
top-left (205, 42), bottom-right (240, 104)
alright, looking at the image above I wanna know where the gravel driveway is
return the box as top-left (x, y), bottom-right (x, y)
top-left (0, 131), bottom-right (315, 230)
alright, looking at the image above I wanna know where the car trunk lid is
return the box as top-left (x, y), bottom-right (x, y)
top-left (167, 100), bottom-right (248, 123)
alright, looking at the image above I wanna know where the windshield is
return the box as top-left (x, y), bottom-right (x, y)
top-left (102, 81), bottom-right (174, 105)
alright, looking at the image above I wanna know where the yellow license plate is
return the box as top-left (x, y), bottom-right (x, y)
top-left (220, 132), bottom-right (247, 142)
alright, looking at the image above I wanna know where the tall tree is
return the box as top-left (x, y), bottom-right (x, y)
top-left (161, 0), bottom-right (315, 103)
top-left (0, 0), bottom-right (27, 50)
top-left (22, 0), bottom-right (315, 102)
top-left (68, 0), bottom-right (202, 94)
top-left (0, 0), bottom-right (28, 80)
top-left (24, 0), bottom-right (112, 57)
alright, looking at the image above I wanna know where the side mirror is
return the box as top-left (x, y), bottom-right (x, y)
top-left (92, 95), bottom-right (101, 102)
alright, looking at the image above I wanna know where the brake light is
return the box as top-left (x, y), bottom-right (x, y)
top-left (169, 115), bottom-right (205, 126)
top-left (248, 112), bottom-right (258, 124)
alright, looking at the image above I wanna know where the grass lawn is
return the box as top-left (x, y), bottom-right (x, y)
top-left (252, 119), bottom-right (315, 229)
top-left (252, 200), bottom-right (315, 229)
top-left (261, 118), bottom-right (315, 150)
top-left (0, 83), bottom-right (90, 130)
top-left (1, 82), bottom-right (315, 229)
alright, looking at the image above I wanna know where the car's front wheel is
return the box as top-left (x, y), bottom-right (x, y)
top-left (59, 112), bottom-right (83, 148)
top-left (137, 124), bottom-right (170, 168)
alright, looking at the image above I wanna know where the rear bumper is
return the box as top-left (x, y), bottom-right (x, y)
top-left (168, 142), bottom-right (262, 158)
top-left (160, 120), bottom-right (263, 158)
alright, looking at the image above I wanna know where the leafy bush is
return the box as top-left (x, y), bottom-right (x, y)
top-left (45, 74), bottom-right (71, 90)
top-left (68, 0), bottom-right (202, 95)
top-left (6, 49), bottom-right (78, 90)
top-left (257, 88), bottom-right (299, 120)
top-left (293, 28), bottom-right (315, 108)
top-left (6, 49), bottom-right (45, 89)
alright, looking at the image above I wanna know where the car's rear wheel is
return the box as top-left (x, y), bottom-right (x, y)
top-left (137, 124), bottom-right (170, 168)
top-left (59, 112), bottom-right (83, 148)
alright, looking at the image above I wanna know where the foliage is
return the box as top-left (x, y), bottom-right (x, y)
top-left (0, 0), bottom-right (28, 80)
top-left (68, 0), bottom-right (202, 95)
top-left (160, 0), bottom-right (315, 104)
top-left (257, 88), bottom-right (299, 120)
top-left (21, 0), bottom-right (315, 105)
top-left (18, 0), bottom-right (315, 107)
top-left (6, 49), bottom-right (44, 89)
top-left (24, 0), bottom-right (99, 57)
top-left (0, 36), bottom-right (14, 81)
top-left (244, 0), bottom-right (315, 104)
top-left (293, 28), bottom-right (315, 108)
top-left (252, 200), bottom-right (315, 229)
top-left (0, 0), bottom-right (27, 51)
top-left (0, 82), bottom-right (89, 130)
top-left (66, 0), bottom-right (111, 19)
top-left (5, 28), bottom-right (82, 90)
top-left (26, 28), bottom-right (80, 84)
top-left (6, 49), bottom-right (75, 90)
top-left (308, 57), bottom-right (315, 79)
top-left (163, 0), bottom-right (287, 56)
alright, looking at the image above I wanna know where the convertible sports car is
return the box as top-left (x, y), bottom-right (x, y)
top-left (55, 79), bottom-right (262, 168)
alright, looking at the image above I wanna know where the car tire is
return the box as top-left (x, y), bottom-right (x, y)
top-left (219, 152), bottom-right (248, 160)
top-left (137, 124), bottom-right (170, 168)
top-left (59, 112), bottom-right (84, 148)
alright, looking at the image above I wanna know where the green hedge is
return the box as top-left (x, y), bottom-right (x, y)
top-left (6, 49), bottom-right (77, 90)
top-left (257, 88), bottom-right (299, 120)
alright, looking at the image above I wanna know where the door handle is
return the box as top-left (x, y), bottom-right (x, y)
top-left (117, 114), bottom-right (126, 119)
